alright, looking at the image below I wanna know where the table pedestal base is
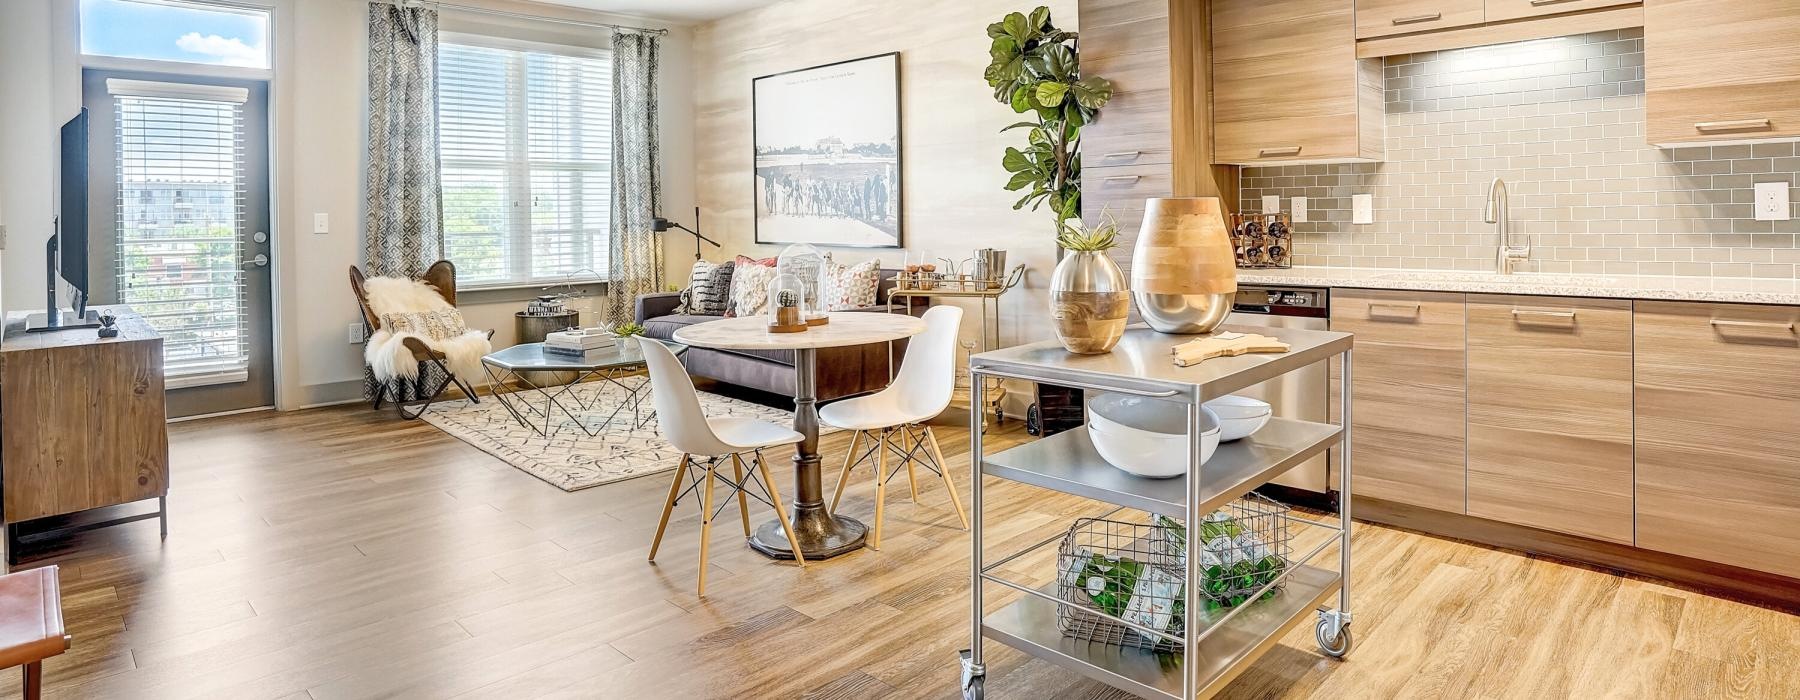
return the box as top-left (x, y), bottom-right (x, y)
top-left (747, 507), bottom-right (867, 560)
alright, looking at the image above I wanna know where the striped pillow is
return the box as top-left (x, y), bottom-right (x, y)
top-left (677, 260), bottom-right (735, 316)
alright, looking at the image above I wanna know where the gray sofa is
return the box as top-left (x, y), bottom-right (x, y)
top-left (634, 269), bottom-right (924, 401)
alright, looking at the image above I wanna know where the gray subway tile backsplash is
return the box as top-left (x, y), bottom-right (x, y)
top-left (1239, 28), bottom-right (1800, 279)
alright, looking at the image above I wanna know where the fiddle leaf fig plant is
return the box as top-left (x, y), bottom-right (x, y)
top-left (985, 6), bottom-right (1112, 231)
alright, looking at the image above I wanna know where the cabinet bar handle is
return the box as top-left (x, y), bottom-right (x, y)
top-left (1102, 175), bottom-right (1142, 183)
top-left (1710, 318), bottom-right (1795, 331)
top-left (1529, 0), bottom-right (1577, 5)
top-left (1369, 302), bottom-right (1421, 317)
top-left (1512, 308), bottom-right (1576, 319)
top-left (1259, 146), bottom-right (1302, 157)
top-left (1102, 151), bottom-right (1142, 159)
top-left (1694, 118), bottom-right (1772, 132)
top-left (1392, 12), bottom-right (1442, 24)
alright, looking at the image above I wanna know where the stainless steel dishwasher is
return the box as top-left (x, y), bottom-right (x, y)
top-left (1226, 284), bottom-right (1335, 507)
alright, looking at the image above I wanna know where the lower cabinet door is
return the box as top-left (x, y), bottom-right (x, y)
top-left (1635, 301), bottom-right (1800, 579)
top-left (1331, 289), bottom-right (1467, 512)
top-left (1465, 295), bottom-right (1634, 543)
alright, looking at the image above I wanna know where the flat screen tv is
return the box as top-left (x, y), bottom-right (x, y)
top-left (27, 107), bottom-right (101, 332)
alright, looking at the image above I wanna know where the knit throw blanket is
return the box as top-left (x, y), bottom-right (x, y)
top-left (362, 276), bottom-right (491, 382)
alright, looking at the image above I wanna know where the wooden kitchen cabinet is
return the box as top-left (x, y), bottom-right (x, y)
top-left (1355, 0), bottom-right (1485, 39)
top-left (1634, 301), bottom-right (1800, 579)
top-left (1645, 0), bottom-right (1800, 145)
top-left (1465, 295), bottom-right (1634, 544)
top-left (1485, 0), bottom-right (1636, 23)
top-left (1212, 0), bottom-right (1383, 164)
top-left (1330, 290), bottom-right (1467, 512)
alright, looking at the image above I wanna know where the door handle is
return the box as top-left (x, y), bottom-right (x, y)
top-left (1102, 175), bottom-right (1141, 184)
top-left (1368, 302), bottom-right (1420, 317)
top-left (1392, 12), bottom-right (1442, 25)
top-left (1529, 0), bottom-right (1577, 5)
top-left (1511, 308), bottom-right (1576, 319)
top-left (1694, 118), bottom-right (1771, 133)
top-left (243, 253), bottom-right (269, 268)
top-left (1101, 151), bottom-right (1142, 160)
top-left (1259, 146), bottom-right (1302, 157)
top-left (1710, 318), bottom-right (1795, 332)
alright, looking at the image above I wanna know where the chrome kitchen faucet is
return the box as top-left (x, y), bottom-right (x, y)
top-left (1485, 177), bottom-right (1530, 274)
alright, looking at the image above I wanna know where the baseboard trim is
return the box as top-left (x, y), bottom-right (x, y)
top-left (1355, 496), bottom-right (1800, 614)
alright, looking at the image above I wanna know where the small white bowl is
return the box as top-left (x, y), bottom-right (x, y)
top-left (1203, 395), bottom-right (1272, 442)
top-left (1086, 393), bottom-right (1220, 479)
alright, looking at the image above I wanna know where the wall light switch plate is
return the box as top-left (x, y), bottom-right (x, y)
top-left (1291, 197), bottom-right (1309, 223)
top-left (348, 322), bottom-right (365, 344)
top-left (1352, 194), bottom-right (1374, 224)
top-left (1755, 181), bottom-right (1790, 221)
top-left (314, 213), bottom-right (330, 234)
top-left (1261, 195), bottom-right (1280, 214)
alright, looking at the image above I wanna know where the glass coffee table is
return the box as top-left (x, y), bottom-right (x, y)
top-left (480, 339), bottom-right (687, 438)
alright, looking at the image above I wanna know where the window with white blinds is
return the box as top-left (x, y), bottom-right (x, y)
top-left (439, 40), bottom-right (613, 287)
top-left (114, 85), bottom-right (250, 382)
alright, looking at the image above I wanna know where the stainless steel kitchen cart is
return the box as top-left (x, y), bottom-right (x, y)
top-left (960, 324), bottom-right (1355, 699)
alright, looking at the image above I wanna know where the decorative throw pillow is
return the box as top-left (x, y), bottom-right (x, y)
top-left (677, 260), bottom-right (735, 316)
top-left (727, 255), bottom-right (779, 318)
top-left (820, 258), bottom-right (882, 311)
top-left (380, 309), bottom-right (470, 341)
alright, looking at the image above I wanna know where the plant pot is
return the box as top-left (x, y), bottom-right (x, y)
top-left (1130, 197), bottom-right (1238, 334)
top-left (1049, 250), bottom-right (1130, 354)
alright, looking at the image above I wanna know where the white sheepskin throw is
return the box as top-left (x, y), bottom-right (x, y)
top-left (362, 277), bottom-right (492, 382)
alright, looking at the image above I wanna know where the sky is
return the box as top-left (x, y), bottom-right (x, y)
top-left (80, 0), bottom-right (269, 68)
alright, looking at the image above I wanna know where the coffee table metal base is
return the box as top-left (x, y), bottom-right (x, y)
top-left (747, 508), bottom-right (868, 560)
top-left (482, 364), bottom-right (652, 439)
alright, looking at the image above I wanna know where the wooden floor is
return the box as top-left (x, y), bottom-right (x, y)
top-left (5, 401), bottom-right (1798, 699)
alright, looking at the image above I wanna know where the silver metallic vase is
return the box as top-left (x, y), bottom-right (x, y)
top-left (1132, 291), bottom-right (1233, 334)
top-left (1049, 251), bottom-right (1130, 354)
top-left (1129, 197), bottom-right (1239, 334)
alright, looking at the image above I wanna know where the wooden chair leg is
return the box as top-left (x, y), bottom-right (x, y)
top-left (23, 661), bottom-right (40, 700)
top-left (829, 430), bottom-right (862, 513)
top-left (755, 451), bottom-right (805, 566)
top-left (649, 455), bottom-right (692, 561)
top-left (730, 454), bottom-right (752, 537)
top-left (924, 426), bottom-right (970, 530)
top-left (901, 426), bottom-right (921, 501)
top-left (697, 461), bottom-right (718, 597)
top-left (871, 429), bottom-right (889, 550)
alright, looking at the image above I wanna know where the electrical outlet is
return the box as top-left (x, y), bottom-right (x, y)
top-left (1755, 181), bottom-right (1790, 221)
top-left (1261, 195), bottom-right (1280, 214)
top-left (1291, 196), bottom-right (1309, 223)
top-left (314, 213), bottom-right (330, 234)
top-left (348, 322), bottom-right (365, 344)
top-left (1352, 194), bottom-right (1374, 225)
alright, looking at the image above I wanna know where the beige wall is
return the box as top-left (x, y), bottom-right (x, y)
top-left (690, 0), bottom-right (1074, 392)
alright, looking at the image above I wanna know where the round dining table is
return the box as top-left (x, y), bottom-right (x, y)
top-left (673, 311), bottom-right (927, 560)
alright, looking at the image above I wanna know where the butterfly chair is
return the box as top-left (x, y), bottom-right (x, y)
top-left (349, 260), bottom-right (494, 419)
top-left (641, 338), bottom-right (806, 596)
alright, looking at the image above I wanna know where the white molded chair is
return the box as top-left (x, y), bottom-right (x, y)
top-left (822, 305), bottom-right (969, 549)
top-left (642, 338), bottom-right (805, 596)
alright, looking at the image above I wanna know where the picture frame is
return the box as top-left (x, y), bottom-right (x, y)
top-left (752, 52), bottom-right (902, 248)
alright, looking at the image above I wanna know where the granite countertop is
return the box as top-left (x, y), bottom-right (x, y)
top-left (1235, 267), bottom-right (1800, 306)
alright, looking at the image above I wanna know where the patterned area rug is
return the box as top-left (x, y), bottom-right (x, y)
top-left (421, 376), bottom-right (810, 491)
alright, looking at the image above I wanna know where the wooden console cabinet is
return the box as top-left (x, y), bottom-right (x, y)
top-left (1, 307), bottom-right (168, 560)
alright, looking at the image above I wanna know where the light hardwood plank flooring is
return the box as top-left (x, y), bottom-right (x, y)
top-left (1, 403), bottom-right (1795, 699)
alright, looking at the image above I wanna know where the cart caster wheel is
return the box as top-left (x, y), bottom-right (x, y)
top-left (962, 676), bottom-right (983, 700)
top-left (1315, 617), bottom-right (1352, 658)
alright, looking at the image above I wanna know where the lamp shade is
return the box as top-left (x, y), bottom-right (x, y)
top-left (1130, 197), bottom-right (1238, 295)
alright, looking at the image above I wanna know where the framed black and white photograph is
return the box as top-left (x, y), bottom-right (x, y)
top-left (752, 52), bottom-right (901, 248)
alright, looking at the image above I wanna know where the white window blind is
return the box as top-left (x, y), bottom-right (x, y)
top-left (439, 41), bottom-right (613, 287)
top-left (114, 84), bottom-right (250, 382)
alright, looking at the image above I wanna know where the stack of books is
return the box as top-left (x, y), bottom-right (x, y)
top-left (544, 328), bottom-right (617, 358)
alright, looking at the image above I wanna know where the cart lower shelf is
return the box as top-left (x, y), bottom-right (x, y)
top-left (981, 564), bottom-right (1341, 700)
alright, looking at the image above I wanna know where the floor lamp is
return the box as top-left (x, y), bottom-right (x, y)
top-left (653, 207), bottom-right (721, 261)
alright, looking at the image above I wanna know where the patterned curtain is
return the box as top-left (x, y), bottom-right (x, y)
top-left (363, 4), bottom-right (443, 278)
top-left (605, 31), bottom-right (665, 323)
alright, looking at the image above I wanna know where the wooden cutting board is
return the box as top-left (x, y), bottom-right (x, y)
top-left (1170, 331), bottom-right (1290, 367)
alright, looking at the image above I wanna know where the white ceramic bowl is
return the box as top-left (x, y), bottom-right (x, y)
top-left (1086, 392), bottom-right (1220, 479)
top-left (1203, 395), bottom-right (1272, 442)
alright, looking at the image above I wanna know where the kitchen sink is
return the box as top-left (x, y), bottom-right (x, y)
top-left (1370, 271), bottom-right (1620, 287)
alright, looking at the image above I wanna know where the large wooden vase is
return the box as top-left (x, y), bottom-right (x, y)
top-left (1050, 250), bottom-right (1130, 354)
top-left (1130, 197), bottom-right (1238, 334)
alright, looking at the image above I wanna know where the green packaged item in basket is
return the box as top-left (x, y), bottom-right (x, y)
top-left (1076, 553), bottom-right (1143, 617)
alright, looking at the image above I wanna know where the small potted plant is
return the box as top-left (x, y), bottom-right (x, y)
top-left (612, 321), bottom-right (647, 349)
top-left (1049, 214), bottom-right (1130, 354)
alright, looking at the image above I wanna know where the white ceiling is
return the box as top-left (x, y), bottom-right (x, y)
top-left (528, 0), bottom-right (779, 23)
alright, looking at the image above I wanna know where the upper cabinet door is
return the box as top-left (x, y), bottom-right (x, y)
top-left (1355, 0), bottom-right (1486, 39)
top-left (1484, 0), bottom-right (1636, 23)
top-left (1646, 0), bottom-right (1800, 145)
top-left (1213, 0), bottom-right (1384, 164)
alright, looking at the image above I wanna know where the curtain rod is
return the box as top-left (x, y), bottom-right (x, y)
top-left (370, 0), bottom-right (670, 36)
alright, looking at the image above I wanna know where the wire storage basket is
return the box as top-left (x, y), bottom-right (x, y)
top-left (1055, 494), bottom-right (1296, 652)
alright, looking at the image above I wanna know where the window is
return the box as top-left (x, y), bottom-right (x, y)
top-left (80, 0), bottom-right (271, 70)
top-left (111, 79), bottom-right (252, 382)
top-left (438, 40), bottom-right (613, 288)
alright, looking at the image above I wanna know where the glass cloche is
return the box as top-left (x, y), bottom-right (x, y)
top-left (776, 243), bottom-right (827, 325)
top-left (766, 271), bottom-right (807, 331)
